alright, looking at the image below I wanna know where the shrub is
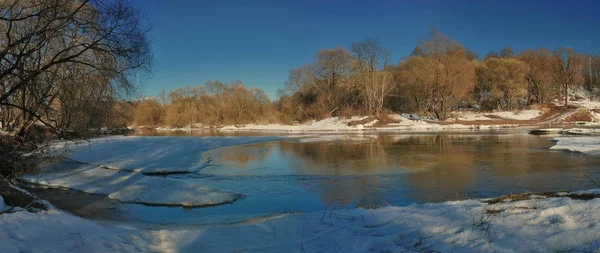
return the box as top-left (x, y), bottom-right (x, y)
top-left (564, 109), bottom-right (594, 122)
top-left (0, 135), bottom-right (36, 179)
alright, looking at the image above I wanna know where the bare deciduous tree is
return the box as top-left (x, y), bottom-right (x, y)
top-left (552, 47), bottom-right (584, 106)
top-left (401, 28), bottom-right (477, 120)
top-left (518, 48), bottom-right (554, 104)
top-left (351, 37), bottom-right (394, 115)
top-left (500, 47), bottom-right (515, 59)
top-left (0, 0), bottom-right (152, 138)
top-left (312, 48), bottom-right (354, 112)
top-left (475, 58), bottom-right (530, 110)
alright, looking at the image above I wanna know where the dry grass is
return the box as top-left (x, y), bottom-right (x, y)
top-left (483, 191), bottom-right (600, 204)
top-left (346, 117), bottom-right (376, 126)
top-left (565, 109), bottom-right (594, 122)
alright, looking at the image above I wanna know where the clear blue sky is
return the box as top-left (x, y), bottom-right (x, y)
top-left (131, 0), bottom-right (600, 99)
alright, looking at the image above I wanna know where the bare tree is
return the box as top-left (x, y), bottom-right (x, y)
top-left (134, 98), bottom-right (163, 127)
top-left (500, 47), bottom-right (515, 58)
top-left (552, 47), bottom-right (584, 106)
top-left (403, 28), bottom-right (477, 120)
top-left (475, 58), bottom-right (530, 110)
top-left (312, 48), bottom-right (354, 112)
top-left (485, 51), bottom-right (499, 60)
top-left (0, 0), bottom-right (152, 138)
top-left (583, 54), bottom-right (600, 98)
top-left (351, 37), bottom-right (394, 115)
top-left (518, 48), bottom-right (554, 104)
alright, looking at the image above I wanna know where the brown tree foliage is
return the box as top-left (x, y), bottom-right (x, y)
top-left (131, 80), bottom-right (277, 128)
top-left (79, 28), bottom-right (600, 131)
top-left (475, 58), bottom-right (530, 110)
top-left (518, 48), bottom-right (555, 104)
top-left (134, 98), bottom-right (163, 127)
top-left (396, 29), bottom-right (477, 120)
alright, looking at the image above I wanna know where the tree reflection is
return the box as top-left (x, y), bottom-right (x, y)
top-left (204, 134), bottom-right (600, 206)
top-left (278, 134), bottom-right (599, 204)
top-left (209, 144), bottom-right (271, 168)
top-left (277, 135), bottom-right (482, 204)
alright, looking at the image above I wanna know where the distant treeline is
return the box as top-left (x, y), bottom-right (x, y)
top-left (109, 80), bottom-right (277, 128)
top-left (118, 28), bottom-right (600, 128)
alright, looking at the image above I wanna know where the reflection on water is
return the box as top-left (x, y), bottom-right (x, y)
top-left (46, 131), bottom-right (600, 226)
top-left (165, 132), bottom-right (600, 226)
top-left (203, 133), bottom-right (599, 203)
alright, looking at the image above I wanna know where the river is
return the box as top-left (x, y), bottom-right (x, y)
top-left (27, 130), bottom-right (600, 228)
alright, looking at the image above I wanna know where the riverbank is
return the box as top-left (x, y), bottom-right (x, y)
top-left (4, 131), bottom-right (600, 252)
top-left (2, 188), bottom-right (600, 252)
top-left (142, 105), bottom-right (600, 134)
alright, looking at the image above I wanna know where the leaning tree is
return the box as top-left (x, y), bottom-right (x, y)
top-left (0, 0), bottom-right (151, 183)
top-left (0, 0), bottom-right (152, 139)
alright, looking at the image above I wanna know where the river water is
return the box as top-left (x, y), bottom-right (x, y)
top-left (29, 130), bottom-right (600, 228)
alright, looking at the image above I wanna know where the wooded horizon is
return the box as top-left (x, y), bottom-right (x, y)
top-left (121, 28), bottom-right (598, 128)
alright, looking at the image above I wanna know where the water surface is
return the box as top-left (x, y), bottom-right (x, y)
top-left (38, 130), bottom-right (600, 227)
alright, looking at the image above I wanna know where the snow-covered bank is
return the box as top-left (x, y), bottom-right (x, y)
top-left (454, 109), bottom-right (544, 121)
top-left (377, 122), bottom-right (518, 132)
top-left (220, 115), bottom-right (521, 133)
top-left (3, 190), bottom-right (600, 252)
top-left (221, 116), bottom-right (378, 132)
top-left (0, 196), bottom-right (153, 253)
top-left (487, 109), bottom-right (544, 120)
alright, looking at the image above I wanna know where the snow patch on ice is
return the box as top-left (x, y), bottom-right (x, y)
top-left (20, 167), bottom-right (244, 207)
top-left (60, 136), bottom-right (281, 174)
top-left (550, 136), bottom-right (600, 154)
top-left (20, 136), bottom-right (289, 206)
top-left (560, 128), bottom-right (600, 135)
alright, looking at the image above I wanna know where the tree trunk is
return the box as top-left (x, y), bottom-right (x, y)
top-left (564, 83), bottom-right (569, 106)
top-left (0, 179), bottom-right (48, 211)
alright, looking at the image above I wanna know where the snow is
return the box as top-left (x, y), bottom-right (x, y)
top-left (221, 116), bottom-right (377, 132)
top-left (3, 191), bottom-right (600, 252)
top-left (550, 136), bottom-right (600, 154)
top-left (220, 114), bottom-right (525, 133)
top-left (567, 87), bottom-right (600, 109)
top-left (20, 167), bottom-right (244, 207)
top-left (487, 109), bottom-right (543, 120)
top-left (19, 136), bottom-right (285, 207)
top-left (378, 120), bottom-right (518, 132)
top-left (560, 128), bottom-right (600, 135)
top-left (450, 110), bottom-right (543, 121)
top-left (455, 112), bottom-right (493, 121)
top-left (0, 196), bottom-right (7, 212)
top-left (58, 136), bottom-right (281, 174)
top-left (0, 206), bottom-right (154, 253)
top-left (575, 100), bottom-right (600, 110)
